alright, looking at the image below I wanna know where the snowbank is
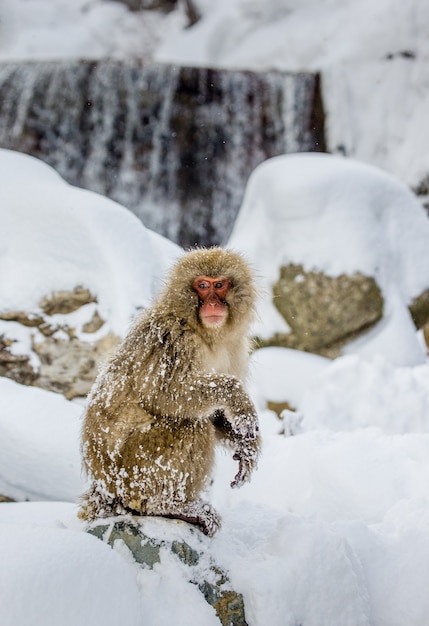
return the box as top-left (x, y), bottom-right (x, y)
top-left (0, 378), bottom-right (84, 501)
top-left (0, 513), bottom-right (145, 626)
top-left (154, 0), bottom-right (429, 188)
top-left (228, 152), bottom-right (429, 365)
top-left (0, 149), bottom-right (181, 336)
top-left (155, 0), bottom-right (429, 71)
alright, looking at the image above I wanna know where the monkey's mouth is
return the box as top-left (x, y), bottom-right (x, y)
top-left (201, 312), bottom-right (227, 327)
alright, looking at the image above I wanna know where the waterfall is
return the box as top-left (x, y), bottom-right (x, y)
top-left (0, 60), bottom-right (325, 247)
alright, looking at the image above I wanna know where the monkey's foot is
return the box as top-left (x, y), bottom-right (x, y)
top-left (163, 501), bottom-right (221, 537)
top-left (78, 482), bottom-right (132, 521)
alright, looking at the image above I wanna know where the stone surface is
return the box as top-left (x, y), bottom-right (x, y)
top-left (0, 311), bottom-right (45, 327)
top-left (267, 400), bottom-right (296, 417)
top-left (33, 332), bottom-right (119, 399)
top-left (0, 289), bottom-right (119, 398)
top-left (267, 264), bottom-right (384, 356)
top-left (0, 335), bottom-right (38, 386)
top-left (87, 519), bottom-right (248, 626)
top-left (423, 322), bottom-right (429, 352)
top-left (82, 310), bottom-right (105, 333)
top-left (39, 287), bottom-right (96, 316)
top-left (0, 494), bottom-right (15, 503)
top-left (116, 0), bottom-right (177, 11)
top-left (409, 288), bottom-right (429, 329)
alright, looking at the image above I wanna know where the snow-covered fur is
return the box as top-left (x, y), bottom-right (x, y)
top-left (79, 248), bottom-right (260, 535)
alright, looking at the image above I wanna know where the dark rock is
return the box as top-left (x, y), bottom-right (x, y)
top-left (116, 0), bottom-right (177, 12)
top-left (87, 518), bottom-right (248, 626)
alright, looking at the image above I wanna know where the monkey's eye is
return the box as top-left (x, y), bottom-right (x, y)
top-left (214, 281), bottom-right (225, 289)
top-left (197, 281), bottom-right (210, 290)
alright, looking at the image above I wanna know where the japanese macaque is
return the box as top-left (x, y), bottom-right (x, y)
top-left (79, 247), bottom-right (260, 536)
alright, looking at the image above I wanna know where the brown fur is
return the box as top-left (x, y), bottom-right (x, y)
top-left (79, 247), bottom-right (260, 535)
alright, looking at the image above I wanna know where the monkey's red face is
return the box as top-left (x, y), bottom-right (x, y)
top-left (193, 275), bottom-right (231, 327)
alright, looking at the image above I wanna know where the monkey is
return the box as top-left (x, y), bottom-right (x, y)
top-left (79, 247), bottom-right (260, 536)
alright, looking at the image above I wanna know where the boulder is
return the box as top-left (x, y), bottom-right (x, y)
top-left (409, 288), bottom-right (429, 329)
top-left (39, 287), bottom-right (96, 316)
top-left (0, 494), bottom-right (14, 503)
top-left (0, 335), bottom-right (37, 386)
top-left (262, 264), bottom-right (383, 357)
top-left (0, 288), bottom-right (120, 399)
top-left (33, 332), bottom-right (119, 400)
top-left (87, 518), bottom-right (248, 626)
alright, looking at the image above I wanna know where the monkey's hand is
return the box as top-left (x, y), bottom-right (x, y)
top-left (230, 428), bottom-right (260, 489)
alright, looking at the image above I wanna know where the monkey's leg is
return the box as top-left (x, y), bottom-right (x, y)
top-left (120, 416), bottom-right (220, 533)
top-left (78, 481), bottom-right (131, 520)
top-left (163, 500), bottom-right (221, 536)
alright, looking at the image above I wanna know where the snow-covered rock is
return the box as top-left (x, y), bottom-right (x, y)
top-left (228, 152), bottom-right (429, 366)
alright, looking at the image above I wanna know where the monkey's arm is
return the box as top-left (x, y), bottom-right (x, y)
top-left (134, 326), bottom-right (260, 487)
top-left (186, 373), bottom-right (261, 488)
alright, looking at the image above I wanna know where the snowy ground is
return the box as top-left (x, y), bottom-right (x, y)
top-left (1, 150), bottom-right (429, 625)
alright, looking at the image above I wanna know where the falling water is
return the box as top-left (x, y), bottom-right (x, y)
top-left (0, 60), bottom-right (325, 246)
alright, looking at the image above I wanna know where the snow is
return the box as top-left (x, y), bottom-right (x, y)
top-left (0, 378), bottom-right (84, 502)
top-left (1, 149), bottom-right (429, 625)
top-left (1, 1), bottom-right (429, 624)
top-left (229, 153), bottom-right (429, 366)
top-left (0, 515), bottom-right (145, 626)
top-left (0, 0), bottom-right (178, 62)
top-left (154, 0), bottom-right (429, 188)
top-left (0, 149), bottom-right (181, 337)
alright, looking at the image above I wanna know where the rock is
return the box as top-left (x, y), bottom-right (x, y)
top-left (0, 494), bottom-right (15, 503)
top-left (0, 311), bottom-right (45, 327)
top-left (39, 287), bottom-right (96, 316)
top-left (0, 335), bottom-right (38, 386)
top-left (115, 0), bottom-right (177, 12)
top-left (32, 332), bottom-right (119, 400)
top-left (267, 400), bottom-right (295, 417)
top-left (87, 518), bottom-right (248, 626)
top-left (423, 322), bottom-right (429, 352)
top-left (82, 310), bottom-right (105, 334)
top-left (0, 290), bottom-right (119, 399)
top-left (268, 264), bottom-right (383, 356)
top-left (409, 288), bottom-right (429, 329)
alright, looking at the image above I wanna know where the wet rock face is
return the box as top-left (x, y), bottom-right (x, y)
top-left (87, 518), bottom-right (248, 626)
top-left (0, 287), bottom-right (119, 399)
top-left (262, 264), bottom-right (384, 357)
top-left (0, 61), bottom-right (325, 247)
